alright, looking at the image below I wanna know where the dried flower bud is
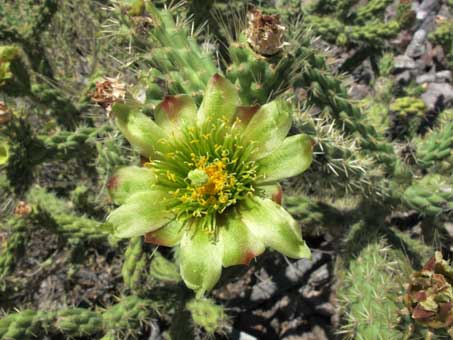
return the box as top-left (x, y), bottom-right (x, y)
top-left (246, 9), bottom-right (287, 56)
top-left (131, 15), bottom-right (154, 35)
top-left (14, 201), bottom-right (32, 217)
top-left (403, 252), bottom-right (453, 330)
top-left (0, 101), bottom-right (11, 124)
top-left (92, 77), bottom-right (126, 116)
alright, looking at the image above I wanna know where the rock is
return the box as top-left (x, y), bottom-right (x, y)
top-left (431, 45), bottom-right (447, 67)
top-left (445, 223), bottom-right (453, 240)
top-left (348, 83), bottom-right (370, 100)
top-left (405, 29), bottom-right (427, 58)
top-left (416, 0), bottom-right (441, 21)
top-left (250, 277), bottom-right (278, 302)
top-left (231, 329), bottom-right (258, 340)
top-left (421, 82), bottom-right (453, 113)
top-left (285, 251), bottom-right (324, 283)
top-left (314, 302), bottom-right (336, 317)
top-left (394, 55), bottom-right (416, 71)
top-left (435, 70), bottom-right (452, 83)
top-left (307, 263), bottom-right (330, 287)
top-left (395, 70), bottom-right (411, 86)
top-left (250, 251), bottom-right (324, 303)
top-left (416, 73), bottom-right (436, 84)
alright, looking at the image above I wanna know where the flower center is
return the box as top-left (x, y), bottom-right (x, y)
top-left (151, 119), bottom-right (258, 233)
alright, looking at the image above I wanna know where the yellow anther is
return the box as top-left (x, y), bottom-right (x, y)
top-left (166, 171), bottom-right (176, 182)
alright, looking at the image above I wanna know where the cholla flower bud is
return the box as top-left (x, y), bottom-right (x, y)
top-left (106, 74), bottom-right (313, 297)
top-left (246, 9), bottom-right (288, 56)
top-left (403, 252), bottom-right (453, 330)
top-left (0, 101), bottom-right (11, 125)
top-left (92, 77), bottom-right (126, 116)
top-left (14, 201), bottom-right (32, 217)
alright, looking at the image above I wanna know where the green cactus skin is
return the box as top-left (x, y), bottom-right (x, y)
top-left (403, 175), bottom-right (453, 218)
top-left (149, 251), bottom-right (181, 284)
top-left (416, 122), bottom-right (453, 175)
top-left (122, 237), bottom-right (148, 292)
top-left (186, 298), bottom-right (228, 335)
top-left (337, 241), bottom-right (411, 340)
top-left (0, 218), bottom-right (27, 280)
top-left (26, 187), bottom-right (111, 245)
top-left (0, 296), bottom-right (157, 339)
top-left (388, 97), bottom-right (426, 140)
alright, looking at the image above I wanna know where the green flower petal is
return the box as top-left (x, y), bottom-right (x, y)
top-left (155, 95), bottom-right (197, 134)
top-left (108, 190), bottom-right (173, 238)
top-left (243, 99), bottom-right (292, 160)
top-left (108, 166), bottom-right (156, 205)
top-left (144, 219), bottom-right (184, 246)
top-left (180, 228), bottom-right (223, 297)
top-left (219, 212), bottom-right (265, 267)
top-left (256, 134), bottom-right (313, 185)
top-left (240, 196), bottom-right (311, 259)
top-left (112, 103), bottom-right (167, 157)
top-left (258, 183), bottom-right (283, 205)
top-left (197, 74), bottom-right (240, 125)
top-left (233, 105), bottom-right (260, 129)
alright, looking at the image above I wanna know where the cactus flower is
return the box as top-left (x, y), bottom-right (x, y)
top-left (107, 74), bottom-right (313, 296)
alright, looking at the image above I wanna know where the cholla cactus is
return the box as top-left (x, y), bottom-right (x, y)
top-left (403, 252), bottom-right (453, 332)
top-left (107, 74), bottom-right (313, 296)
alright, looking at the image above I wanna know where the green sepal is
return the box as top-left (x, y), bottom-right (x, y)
top-left (256, 134), bottom-right (313, 184)
top-left (108, 166), bottom-right (156, 205)
top-left (240, 196), bottom-right (311, 259)
top-left (112, 103), bottom-right (167, 158)
top-left (179, 227), bottom-right (223, 297)
top-left (107, 190), bottom-right (173, 238)
top-left (243, 99), bottom-right (292, 160)
top-left (197, 74), bottom-right (240, 125)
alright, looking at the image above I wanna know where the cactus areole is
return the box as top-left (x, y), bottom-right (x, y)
top-left (107, 74), bottom-right (313, 296)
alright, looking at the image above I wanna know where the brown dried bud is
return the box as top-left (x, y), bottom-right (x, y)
top-left (246, 9), bottom-right (287, 56)
top-left (403, 252), bottom-right (453, 330)
top-left (131, 15), bottom-right (154, 35)
top-left (91, 77), bottom-right (126, 116)
top-left (14, 201), bottom-right (32, 217)
top-left (0, 101), bottom-right (11, 124)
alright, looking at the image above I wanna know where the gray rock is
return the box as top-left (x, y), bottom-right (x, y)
top-left (416, 0), bottom-right (441, 21)
top-left (445, 223), bottom-right (453, 240)
top-left (416, 73), bottom-right (436, 84)
top-left (436, 70), bottom-right (452, 83)
top-left (348, 84), bottom-right (370, 100)
top-left (285, 251), bottom-right (324, 283)
top-left (250, 278), bottom-right (278, 302)
top-left (308, 263), bottom-right (330, 287)
top-left (395, 70), bottom-right (412, 86)
top-left (421, 82), bottom-right (453, 112)
top-left (406, 29), bottom-right (427, 58)
top-left (394, 55), bottom-right (416, 70)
